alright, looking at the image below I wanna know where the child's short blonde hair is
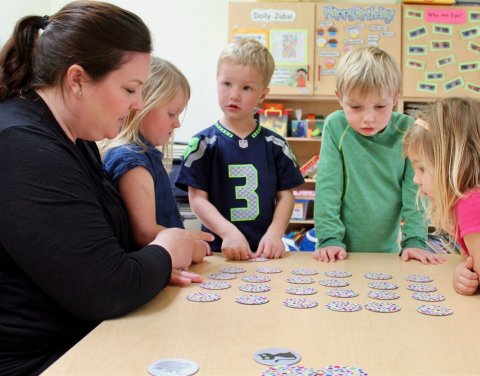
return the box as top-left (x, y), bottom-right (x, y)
top-left (217, 38), bottom-right (275, 88)
top-left (336, 46), bottom-right (401, 98)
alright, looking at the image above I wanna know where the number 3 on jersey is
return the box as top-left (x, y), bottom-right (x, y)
top-left (229, 164), bottom-right (259, 221)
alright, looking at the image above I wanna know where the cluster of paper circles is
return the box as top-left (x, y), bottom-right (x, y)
top-left (235, 294), bottom-right (269, 305)
top-left (200, 281), bottom-right (231, 290)
top-left (319, 279), bottom-right (350, 287)
top-left (364, 272), bottom-right (392, 280)
top-left (283, 297), bottom-right (318, 309)
top-left (186, 292), bottom-right (220, 302)
top-left (285, 286), bottom-right (318, 295)
top-left (239, 284), bottom-right (271, 293)
top-left (326, 288), bottom-right (359, 298)
top-left (261, 365), bottom-right (320, 376)
top-left (326, 301), bottom-right (362, 312)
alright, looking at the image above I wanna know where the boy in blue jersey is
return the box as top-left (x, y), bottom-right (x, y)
top-left (176, 39), bottom-right (304, 260)
top-left (313, 46), bottom-right (445, 265)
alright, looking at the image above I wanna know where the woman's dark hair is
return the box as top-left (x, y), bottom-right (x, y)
top-left (0, 0), bottom-right (152, 101)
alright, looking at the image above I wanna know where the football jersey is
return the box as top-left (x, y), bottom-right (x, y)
top-left (175, 122), bottom-right (304, 252)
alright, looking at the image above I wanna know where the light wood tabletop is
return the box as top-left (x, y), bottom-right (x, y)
top-left (43, 252), bottom-right (480, 376)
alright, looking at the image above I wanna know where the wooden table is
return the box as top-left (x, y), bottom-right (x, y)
top-left (43, 253), bottom-right (480, 376)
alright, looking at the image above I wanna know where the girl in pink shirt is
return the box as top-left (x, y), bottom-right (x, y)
top-left (403, 97), bottom-right (480, 295)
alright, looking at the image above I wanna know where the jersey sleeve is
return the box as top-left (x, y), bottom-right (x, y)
top-left (103, 145), bottom-right (149, 187)
top-left (175, 134), bottom-right (212, 192)
top-left (274, 138), bottom-right (305, 191)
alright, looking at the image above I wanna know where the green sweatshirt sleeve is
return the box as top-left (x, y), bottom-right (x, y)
top-left (314, 114), bottom-right (346, 250)
top-left (400, 153), bottom-right (428, 251)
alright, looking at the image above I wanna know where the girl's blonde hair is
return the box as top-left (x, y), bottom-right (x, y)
top-left (99, 57), bottom-right (190, 171)
top-left (403, 97), bottom-right (480, 234)
top-left (335, 46), bottom-right (401, 98)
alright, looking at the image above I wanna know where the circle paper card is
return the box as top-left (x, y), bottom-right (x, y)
top-left (367, 290), bottom-right (400, 300)
top-left (367, 281), bottom-right (398, 290)
top-left (326, 301), bottom-right (362, 312)
top-left (324, 270), bottom-right (352, 278)
top-left (248, 257), bottom-right (269, 262)
top-left (285, 286), bottom-right (317, 295)
top-left (239, 284), bottom-right (271, 293)
top-left (148, 358), bottom-right (199, 376)
top-left (200, 281), bottom-right (231, 290)
top-left (406, 284), bottom-right (437, 292)
top-left (254, 348), bottom-right (301, 366)
top-left (262, 365), bottom-right (320, 376)
top-left (186, 292), bottom-right (220, 303)
top-left (291, 268), bottom-right (319, 276)
top-left (219, 266), bottom-right (246, 274)
top-left (286, 276), bottom-right (315, 284)
top-left (405, 274), bottom-right (433, 283)
top-left (283, 297), bottom-right (318, 309)
top-left (208, 272), bottom-right (236, 280)
top-left (364, 272), bottom-right (392, 280)
top-left (417, 304), bottom-right (453, 316)
top-left (319, 279), bottom-right (349, 287)
top-left (411, 292), bottom-right (445, 302)
top-left (365, 302), bottom-right (401, 313)
top-left (235, 294), bottom-right (269, 305)
top-left (257, 266), bottom-right (283, 274)
top-left (321, 365), bottom-right (368, 376)
top-left (241, 274), bottom-right (271, 283)
top-left (326, 288), bottom-right (359, 298)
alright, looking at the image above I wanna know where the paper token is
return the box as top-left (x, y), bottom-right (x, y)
top-left (406, 283), bottom-right (437, 292)
top-left (326, 288), bottom-right (359, 298)
top-left (186, 292), bottom-right (220, 303)
top-left (411, 292), bottom-right (445, 302)
top-left (326, 301), bottom-right (362, 312)
top-left (319, 279), bottom-right (349, 287)
top-left (291, 268), bottom-right (319, 276)
top-left (364, 272), bottom-right (392, 280)
top-left (241, 274), bottom-right (271, 283)
top-left (367, 281), bottom-right (398, 290)
top-left (200, 281), bottom-right (231, 290)
top-left (207, 272), bottom-right (236, 280)
top-left (365, 301), bottom-right (401, 313)
top-left (148, 358), bottom-right (199, 376)
top-left (248, 257), bottom-right (269, 262)
top-left (218, 266), bottom-right (246, 274)
top-left (324, 270), bottom-right (352, 278)
top-left (417, 304), bottom-right (453, 316)
top-left (321, 365), bottom-right (368, 376)
top-left (285, 286), bottom-right (317, 295)
top-left (254, 348), bottom-right (301, 366)
top-left (367, 290), bottom-right (400, 300)
top-left (239, 284), bottom-right (271, 293)
top-left (257, 266), bottom-right (283, 274)
top-left (404, 274), bottom-right (433, 283)
top-left (261, 365), bottom-right (320, 376)
top-left (235, 294), bottom-right (269, 305)
top-left (283, 297), bottom-right (318, 309)
top-left (286, 276), bottom-right (315, 284)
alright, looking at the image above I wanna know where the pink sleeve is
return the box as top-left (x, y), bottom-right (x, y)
top-left (456, 191), bottom-right (480, 240)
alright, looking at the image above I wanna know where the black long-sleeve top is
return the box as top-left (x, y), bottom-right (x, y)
top-left (0, 92), bottom-right (172, 375)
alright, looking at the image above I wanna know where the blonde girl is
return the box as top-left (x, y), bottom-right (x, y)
top-left (403, 97), bottom-right (480, 295)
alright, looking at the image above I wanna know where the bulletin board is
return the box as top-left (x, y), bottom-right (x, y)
top-left (314, 3), bottom-right (402, 97)
top-left (402, 5), bottom-right (480, 98)
top-left (229, 2), bottom-right (316, 96)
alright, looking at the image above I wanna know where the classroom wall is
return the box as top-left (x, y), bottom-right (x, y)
top-left (2, 0), bottom-right (399, 142)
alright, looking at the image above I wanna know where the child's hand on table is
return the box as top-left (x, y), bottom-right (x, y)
top-left (401, 248), bottom-right (446, 265)
top-left (313, 246), bottom-right (347, 262)
top-left (221, 229), bottom-right (254, 261)
top-left (169, 270), bottom-right (203, 287)
top-left (453, 256), bottom-right (479, 295)
top-left (256, 234), bottom-right (286, 259)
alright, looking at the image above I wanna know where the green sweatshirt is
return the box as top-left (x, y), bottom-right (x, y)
top-left (314, 110), bottom-right (427, 253)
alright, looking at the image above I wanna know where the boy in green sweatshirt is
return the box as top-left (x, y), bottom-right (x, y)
top-left (313, 46), bottom-right (444, 264)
